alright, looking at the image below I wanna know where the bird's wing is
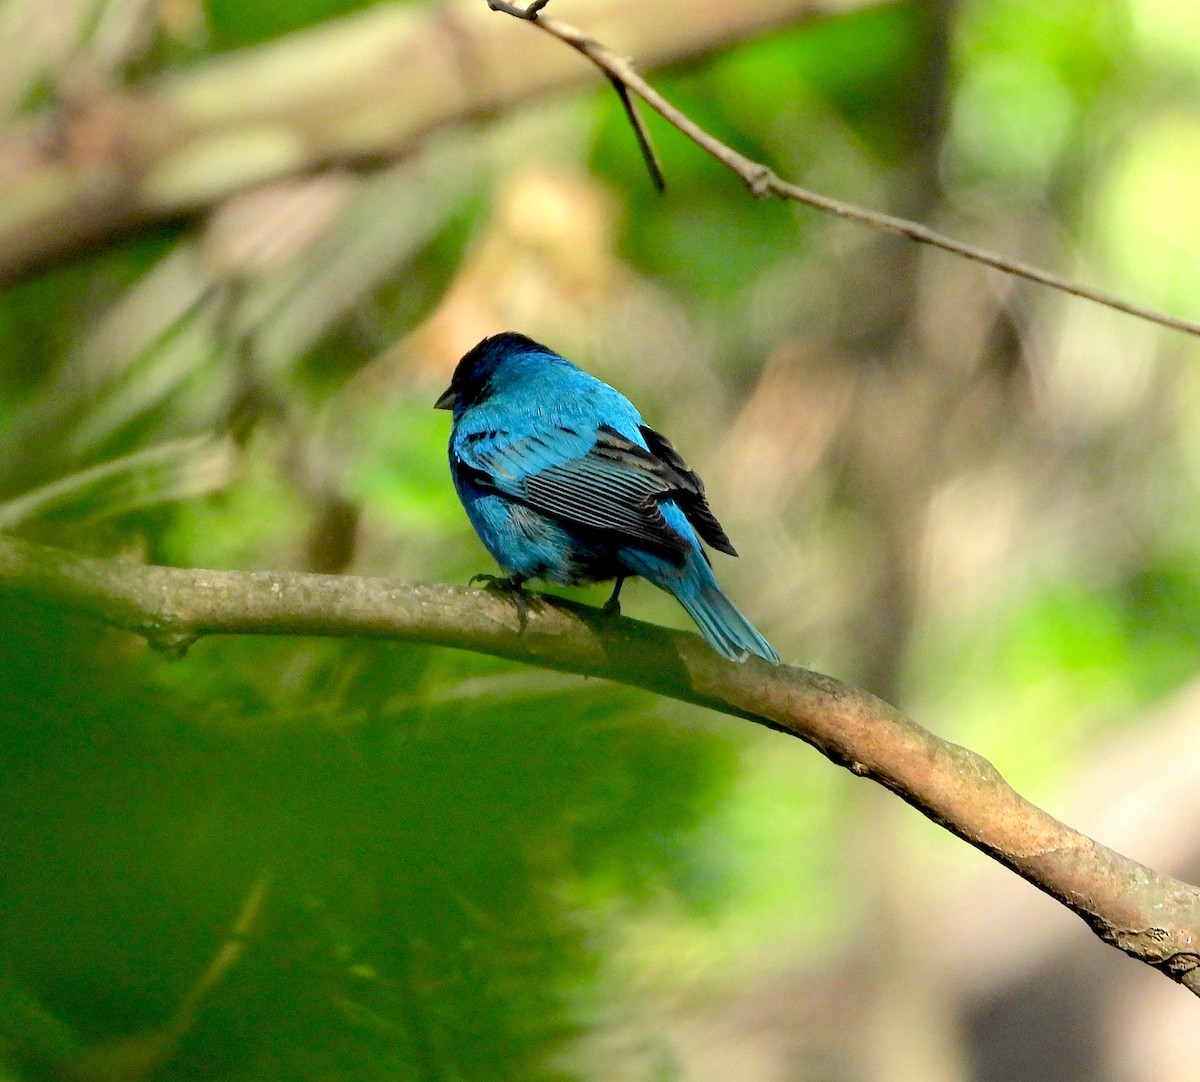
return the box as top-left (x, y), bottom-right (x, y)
top-left (454, 421), bottom-right (701, 560)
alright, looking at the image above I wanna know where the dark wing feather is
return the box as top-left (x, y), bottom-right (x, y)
top-left (637, 424), bottom-right (738, 556)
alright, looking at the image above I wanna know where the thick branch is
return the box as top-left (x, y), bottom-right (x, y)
top-left (1, 534), bottom-right (1197, 995)
top-left (0, 0), bottom-right (885, 282)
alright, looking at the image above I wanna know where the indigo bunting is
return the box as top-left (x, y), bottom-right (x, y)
top-left (435, 332), bottom-right (779, 663)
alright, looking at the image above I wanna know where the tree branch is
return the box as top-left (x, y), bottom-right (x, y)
top-left (0, 0), bottom-right (887, 283)
top-left (489, 1), bottom-right (1200, 340)
top-left (1, 534), bottom-right (1197, 996)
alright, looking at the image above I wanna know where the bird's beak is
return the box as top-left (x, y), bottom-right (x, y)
top-left (433, 386), bottom-right (458, 411)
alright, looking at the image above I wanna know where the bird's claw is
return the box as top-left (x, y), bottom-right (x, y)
top-left (469, 573), bottom-right (533, 627)
top-left (469, 572), bottom-right (518, 589)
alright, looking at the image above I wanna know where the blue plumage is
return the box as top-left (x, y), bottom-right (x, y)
top-left (435, 332), bottom-right (779, 664)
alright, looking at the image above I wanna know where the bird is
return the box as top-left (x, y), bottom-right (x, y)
top-left (434, 332), bottom-right (779, 664)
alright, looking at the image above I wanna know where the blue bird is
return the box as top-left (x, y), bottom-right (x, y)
top-left (435, 332), bottom-right (779, 664)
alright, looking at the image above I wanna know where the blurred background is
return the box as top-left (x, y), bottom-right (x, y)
top-left (1, 0), bottom-right (1199, 1078)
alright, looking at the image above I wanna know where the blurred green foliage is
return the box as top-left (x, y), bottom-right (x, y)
top-left (204, 0), bottom-right (380, 51)
top-left (0, 602), bottom-right (732, 1079)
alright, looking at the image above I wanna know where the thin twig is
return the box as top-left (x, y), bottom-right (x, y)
top-left (170, 870), bottom-right (273, 1038)
top-left (607, 75), bottom-right (666, 193)
top-left (1, 534), bottom-right (1198, 995)
top-left (488, 1), bottom-right (1200, 339)
top-left (486, 0), bottom-right (551, 16)
top-left (69, 869), bottom-right (273, 1081)
top-left (493, 0), bottom-right (666, 190)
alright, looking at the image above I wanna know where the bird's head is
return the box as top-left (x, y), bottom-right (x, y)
top-left (434, 331), bottom-right (556, 414)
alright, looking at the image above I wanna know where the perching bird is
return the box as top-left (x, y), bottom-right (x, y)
top-left (435, 332), bottom-right (779, 663)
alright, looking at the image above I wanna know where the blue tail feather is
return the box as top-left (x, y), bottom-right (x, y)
top-left (674, 575), bottom-right (779, 663)
top-left (627, 546), bottom-right (779, 663)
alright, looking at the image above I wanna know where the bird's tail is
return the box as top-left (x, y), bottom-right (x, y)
top-left (669, 555), bottom-right (779, 664)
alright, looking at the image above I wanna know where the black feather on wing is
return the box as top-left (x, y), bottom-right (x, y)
top-left (637, 424), bottom-right (738, 556)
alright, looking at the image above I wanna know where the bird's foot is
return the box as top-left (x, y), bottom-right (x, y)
top-left (469, 573), bottom-right (525, 591)
top-left (601, 576), bottom-right (625, 618)
top-left (469, 573), bottom-right (533, 627)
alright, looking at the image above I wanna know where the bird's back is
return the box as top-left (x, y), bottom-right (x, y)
top-left (463, 352), bottom-right (644, 448)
